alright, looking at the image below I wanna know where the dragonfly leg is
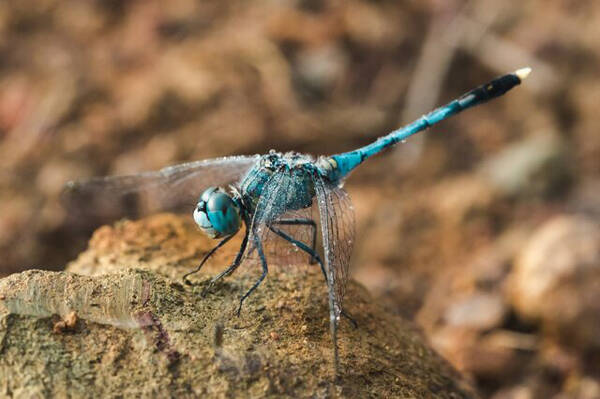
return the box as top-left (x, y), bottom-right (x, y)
top-left (268, 225), bottom-right (358, 329)
top-left (183, 234), bottom-right (235, 284)
top-left (340, 310), bottom-right (358, 329)
top-left (237, 234), bottom-right (268, 317)
top-left (271, 218), bottom-right (317, 264)
top-left (203, 228), bottom-right (250, 294)
top-left (269, 224), bottom-right (325, 278)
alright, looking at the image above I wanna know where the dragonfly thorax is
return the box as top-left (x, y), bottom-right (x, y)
top-left (193, 186), bottom-right (242, 239)
top-left (240, 152), bottom-right (318, 216)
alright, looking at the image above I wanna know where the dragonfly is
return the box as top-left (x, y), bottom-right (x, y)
top-left (64, 67), bottom-right (530, 373)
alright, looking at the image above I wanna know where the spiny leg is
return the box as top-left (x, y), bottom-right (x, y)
top-left (183, 233), bottom-right (235, 283)
top-left (209, 228), bottom-right (249, 282)
top-left (237, 234), bottom-right (268, 317)
top-left (268, 224), bottom-right (357, 328)
top-left (268, 224), bottom-right (324, 275)
top-left (271, 218), bottom-right (317, 264)
top-left (340, 309), bottom-right (358, 329)
top-left (203, 228), bottom-right (250, 295)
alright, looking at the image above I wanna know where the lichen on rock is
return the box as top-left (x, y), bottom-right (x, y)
top-left (0, 214), bottom-right (476, 398)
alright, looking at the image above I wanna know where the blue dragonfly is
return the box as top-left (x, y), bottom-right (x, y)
top-left (64, 68), bottom-right (530, 373)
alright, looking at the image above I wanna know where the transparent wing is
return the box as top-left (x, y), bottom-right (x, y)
top-left (243, 168), bottom-right (319, 266)
top-left (245, 169), bottom-right (287, 261)
top-left (247, 169), bottom-right (286, 234)
top-left (314, 175), bottom-right (355, 315)
top-left (265, 203), bottom-right (319, 265)
top-left (62, 155), bottom-right (260, 224)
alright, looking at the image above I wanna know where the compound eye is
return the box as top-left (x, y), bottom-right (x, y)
top-left (193, 187), bottom-right (241, 239)
top-left (207, 192), bottom-right (234, 212)
top-left (206, 193), bottom-right (241, 236)
top-left (199, 186), bottom-right (219, 203)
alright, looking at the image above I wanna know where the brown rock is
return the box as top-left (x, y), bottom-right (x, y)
top-left (478, 134), bottom-right (571, 200)
top-left (509, 215), bottom-right (600, 348)
top-left (52, 311), bottom-right (78, 333)
top-left (430, 326), bottom-right (534, 381)
top-left (0, 214), bottom-right (476, 398)
top-left (444, 292), bottom-right (507, 331)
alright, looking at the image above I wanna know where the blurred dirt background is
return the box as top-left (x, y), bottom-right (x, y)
top-left (0, 0), bottom-right (599, 397)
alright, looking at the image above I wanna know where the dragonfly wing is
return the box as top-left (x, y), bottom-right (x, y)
top-left (244, 168), bottom-right (320, 266)
top-left (246, 169), bottom-right (288, 245)
top-left (63, 155), bottom-right (260, 224)
top-left (314, 175), bottom-right (356, 316)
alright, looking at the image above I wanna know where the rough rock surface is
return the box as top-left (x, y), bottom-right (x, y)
top-left (0, 214), bottom-right (476, 398)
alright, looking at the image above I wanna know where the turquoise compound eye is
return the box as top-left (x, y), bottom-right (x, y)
top-left (193, 187), bottom-right (241, 238)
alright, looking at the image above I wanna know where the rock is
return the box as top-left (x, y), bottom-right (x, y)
top-left (414, 226), bottom-right (537, 382)
top-left (431, 327), bottom-right (533, 381)
top-left (52, 310), bottom-right (78, 333)
top-left (509, 215), bottom-right (600, 348)
top-left (294, 44), bottom-right (347, 98)
top-left (562, 377), bottom-right (600, 399)
top-left (444, 293), bottom-right (506, 331)
top-left (0, 214), bottom-right (476, 398)
top-left (478, 134), bottom-right (571, 199)
top-left (490, 385), bottom-right (535, 399)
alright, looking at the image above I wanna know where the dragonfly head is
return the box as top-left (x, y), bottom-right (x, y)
top-left (193, 187), bottom-right (242, 239)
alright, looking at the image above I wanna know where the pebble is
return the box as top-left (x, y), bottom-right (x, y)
top-left (444, 292), bottom-right (507, 330)
top-left (295, 44), bottom-right (346, 95)
top-left (509, 215), bottom-right (600, 347)
top-left (479, 133), bottom-right (571, 199)
top-left (53, 311), bottom-right (78, 333)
